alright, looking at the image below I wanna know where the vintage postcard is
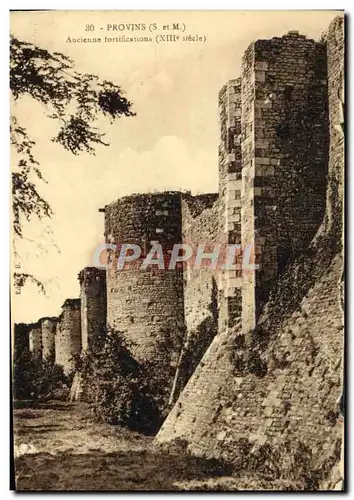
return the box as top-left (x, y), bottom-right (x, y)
top-left (10, 10), bottom-right (345, 491)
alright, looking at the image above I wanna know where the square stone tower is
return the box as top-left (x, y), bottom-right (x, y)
top-left (55, 299), bottom-right (82, 375)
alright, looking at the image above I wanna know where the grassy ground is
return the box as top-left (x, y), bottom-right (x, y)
top-left (13, 401), bottom-right (241, 491)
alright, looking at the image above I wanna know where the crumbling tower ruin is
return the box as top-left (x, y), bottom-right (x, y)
top-left (79, 267), bottom-right (107, 351)
top-left (55, 299), bottom-right (81, 374)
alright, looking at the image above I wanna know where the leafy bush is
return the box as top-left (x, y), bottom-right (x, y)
top-left (79, 329), bottom-right (164, 434)
top-left (13, 352), bottom-right (70, 401)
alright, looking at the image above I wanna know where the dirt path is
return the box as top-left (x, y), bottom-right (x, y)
top-left (13, 401), bottom-right (240, 491)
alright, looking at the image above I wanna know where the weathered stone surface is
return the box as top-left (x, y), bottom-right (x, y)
top-left (105, 192), bottom-right (186, 408)
top-left (13, 323), bottom-right (30, 361)
top-left (219, 79), bottom-right (243, 332)
top-left (29, 324), bottom-right (42, 359)
top-left (55, 299), bottom-right (81, 375)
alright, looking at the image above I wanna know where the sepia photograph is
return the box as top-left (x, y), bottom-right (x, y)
top-left (10, 9), bottom-right (345, 491)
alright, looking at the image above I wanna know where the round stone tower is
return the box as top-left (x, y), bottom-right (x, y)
top-left (13, 323), bottom-right (30, 361)
top-left (29, 323), bottom-right (42, 358)
top-left (79, 267), bottom-right (107, 352)
top-left (55, 299), bottom-right (81, 375)
top-left (104, 192), bottom-right (185, 402)
top-left (40, 317), bottom-right (57, 362)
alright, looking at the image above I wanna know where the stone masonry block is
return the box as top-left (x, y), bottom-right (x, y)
top-left (263, 166), bottom-right (275, 176)
top-left (231, 210), bottom-right (241, 220)
top-left (254, 165), bottom-right (264, 176)
top-left (255, 236), bottom-right (266, 246)
top-left (255, 61), bottom-right (268, 71)
top-left (226, 190), bottom-right (238, 201)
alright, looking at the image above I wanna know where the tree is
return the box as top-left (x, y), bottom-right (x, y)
top-left (10, 35), bottom-right (135, 291)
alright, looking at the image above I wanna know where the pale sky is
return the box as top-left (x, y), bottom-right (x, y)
top-left (10, 10), bottom-right (341, 322)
